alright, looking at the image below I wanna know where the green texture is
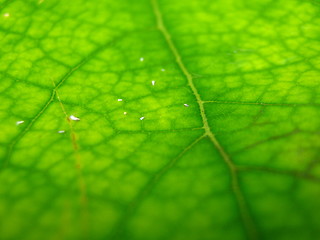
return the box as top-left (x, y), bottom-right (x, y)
top-left (0, 0), bottom-right (320, 239)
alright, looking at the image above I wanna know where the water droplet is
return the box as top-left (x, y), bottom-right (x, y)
top-left (184, 104), bottom-right (189, 107)
top-left (117, 99), bottom-right (123, 101)
top-left (16, 120), bottom-right (24, 125)
top-left (3, 13), bottom-right (10, 18)
top-left (161, 69), bottom-right (165, 72)
top-left (140, 117), bottom-right (145, 120)
top-left (58, 130), bottom-right (65, 133)
top-left (140, 57), bottom-right (144, 62)
top-left (151, 80), bottom-right (155, 86)
top-left (124, 112), bottom-right (127, 115)
top-left (69, 115), bottom-right (80, 121)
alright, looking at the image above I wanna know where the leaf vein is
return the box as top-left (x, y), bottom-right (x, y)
top-left (2, 35), bottom-right (125, 168)
top-left (150, 0), bottom-right (259, 239)
top-left (110, 133), bottom-right (206, 239)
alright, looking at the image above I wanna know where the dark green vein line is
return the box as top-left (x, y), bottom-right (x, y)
top-left (110, 133), bottom-right (206, 239)
top-left (191, 54), bottom-right (320, 79)
top-left (150, 0), bottom-right (259, 239)
top-left (202, 100), bottom-right (320, 107)
top-left (233, 129), bottom-right (300, 154)
top-left (116, 127), bottom-right (204, 134)
top-left (237, 165), bottom-right (320, 182)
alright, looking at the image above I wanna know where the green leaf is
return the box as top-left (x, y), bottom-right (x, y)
top-left (0, 0), bottom-right (320, 239)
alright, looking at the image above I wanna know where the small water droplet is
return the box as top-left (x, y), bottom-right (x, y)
top-left (16, 120), bottom-right (24, 125)
top-left (140, 117), bottom-right (145, 120)
top-left (69, 115), bottom-right (80, 121)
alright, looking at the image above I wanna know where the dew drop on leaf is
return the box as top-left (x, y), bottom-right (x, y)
top-left (69, 115), bottom-right (80, 121)
top-left (16, 120), bottom-right (24, 125)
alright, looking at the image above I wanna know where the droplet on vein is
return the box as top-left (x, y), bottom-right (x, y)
top-left (69, 115), bottom-right (80, 121)
top-left (140, 117), bottom-right (145, 120)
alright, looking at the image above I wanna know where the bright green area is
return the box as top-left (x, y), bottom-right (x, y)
top-left (0, 0), bottom-right (320, 239)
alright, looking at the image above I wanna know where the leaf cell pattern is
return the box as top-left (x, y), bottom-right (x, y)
top-left (0, 0), bottom-right (320, 239)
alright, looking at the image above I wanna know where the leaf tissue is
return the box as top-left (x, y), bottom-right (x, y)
top-left (0, 0), bottom-right (320, 239)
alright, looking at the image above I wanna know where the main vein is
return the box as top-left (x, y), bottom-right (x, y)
top-left (150, 0), bottom-right (259, 239)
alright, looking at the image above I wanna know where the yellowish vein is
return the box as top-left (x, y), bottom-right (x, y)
top-left (150, 0), bottom-right (259, 239)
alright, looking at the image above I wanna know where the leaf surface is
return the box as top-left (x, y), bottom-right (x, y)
top-left (0, 0), bottom-right (320, 239)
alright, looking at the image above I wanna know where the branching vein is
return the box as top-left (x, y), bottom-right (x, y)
top-left (110, 133), bottom-right (206, 239)
top-left (150, 0), bottom-right (259, 239)
top-left (2, 34), bottom-right (126, 168)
